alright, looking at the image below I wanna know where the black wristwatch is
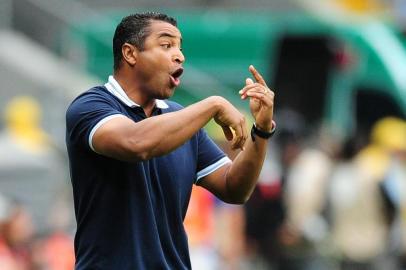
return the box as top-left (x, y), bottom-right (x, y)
top-left (251, 121), bottom-right (276, 142)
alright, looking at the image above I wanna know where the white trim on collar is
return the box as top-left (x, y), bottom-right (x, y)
top-left (104, 75), bottom-right (169, 109)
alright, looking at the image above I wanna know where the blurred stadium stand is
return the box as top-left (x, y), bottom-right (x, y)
top-left (0, 0), bottom-right (100, 231)
top-left (0, 30), bottom-right (99, 146)
top-left (0, 29), bottom-right (99, 229)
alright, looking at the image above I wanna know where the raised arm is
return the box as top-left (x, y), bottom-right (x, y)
top-left (92, 96), bottom-right (248, 162)
top-left (198, 65), bottom-right (275, 204)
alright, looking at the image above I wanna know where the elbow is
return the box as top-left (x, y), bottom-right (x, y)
top-left (223, 187), bottom-right (252, 204)
top-left (125, 138), bottom-right (155, 162)
top-left (126, 136), bottom-right (169, 162)
top-left (127, 136), bottom-right (171, 161)
top-left (95, 134), bottom-right (157, 162)
top-left (227, 194), bottom-right (251, 205)
top-left (224, 174), bottom-right (254, 204)
top-left (239, 195), bottom-right (251, 204)
top-left (133, 151), bottom-right (151, 161)
top-left (130, 146), bottom-right (155, 162)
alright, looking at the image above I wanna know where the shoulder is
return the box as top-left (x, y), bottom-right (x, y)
top-left (66, 86), bottom-right (124, 128)
top-left (68, 86), bottom-right (113, 108)
top-left (67, 86), bottom-right (119, 115)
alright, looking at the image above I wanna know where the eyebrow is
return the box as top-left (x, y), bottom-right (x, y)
top-left (157, 32), bottom-right (183, 44)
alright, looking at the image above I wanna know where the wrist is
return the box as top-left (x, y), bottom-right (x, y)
top-left (251, 120), bottom-right (276, 141)
top-left (208, 96), bottom-right (228, 116)
top-left (254, 120), bottom-right (274, 133)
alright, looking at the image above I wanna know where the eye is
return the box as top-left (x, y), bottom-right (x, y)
top-left (160, 43), bottom-right (171, 49)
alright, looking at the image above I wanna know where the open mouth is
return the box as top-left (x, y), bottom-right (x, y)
top-left (170, 67), bottom-right (184, 87)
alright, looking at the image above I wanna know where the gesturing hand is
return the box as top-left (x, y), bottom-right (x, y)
top-left (239, 65), bottom-right (274, 131)
top-left (213, 97), bottom-right (248, 151)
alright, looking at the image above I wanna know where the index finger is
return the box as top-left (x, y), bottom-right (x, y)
top-left (249, 65), bottom-right (267, 87)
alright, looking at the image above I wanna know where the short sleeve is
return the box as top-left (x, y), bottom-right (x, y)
top-left (66, 91), bottom-right (125, 152)
top-left (195, 129), bottom-right (231, 183)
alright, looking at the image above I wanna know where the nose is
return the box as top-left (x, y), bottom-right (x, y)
top-left (173, 49), bottom-right (185, 64)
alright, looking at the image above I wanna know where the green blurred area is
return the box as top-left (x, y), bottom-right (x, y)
top-left (65, 10), bottom-right (406, 139)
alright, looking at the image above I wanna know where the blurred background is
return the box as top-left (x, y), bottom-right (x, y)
top-left (1, 0), bottom-right (406, 269)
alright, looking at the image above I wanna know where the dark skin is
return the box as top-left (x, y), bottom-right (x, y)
top-left (93, 20), bottom-right (275, 204)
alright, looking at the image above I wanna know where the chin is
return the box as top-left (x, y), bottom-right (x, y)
top-left (161, 87), bottom-right (176, 99)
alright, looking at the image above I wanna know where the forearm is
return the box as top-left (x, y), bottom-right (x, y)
top-left (116, 96), bottom-right (223, 161)
top-left (196, 65), bottom-right (274, 204)
top-left (224, 135), bottom-right (268, 203)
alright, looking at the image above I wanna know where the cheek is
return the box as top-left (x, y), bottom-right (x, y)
top-left (137, 51), bottom-right (173, 93)
top-left (140, 54), bottom-right (169, 77)
top-left (144, 49), bottom-right (170, 66)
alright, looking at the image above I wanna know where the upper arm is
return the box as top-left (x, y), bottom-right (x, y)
top-left (66, 93), bottom-right (137, 160)
top-left (91, 116), bottom-right (145, 161)
top-left (196, 162), bottom-right (232, 202)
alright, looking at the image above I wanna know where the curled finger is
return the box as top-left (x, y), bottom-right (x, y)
top-left (239, 83), bottom-right (264, 99)
top-left (231, 124), bottom-right (244, 150)
top-left (246, 89), bottom-right (274, 106)
top-left (240, 119), bottom-right (248, 150)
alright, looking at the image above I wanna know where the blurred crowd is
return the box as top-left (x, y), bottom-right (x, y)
top-left (0, 197), bottom-right (74, 270)
top-left (0, 95), bottom-right (405, 270)
top-left (0, 96), bottom-right (74, 270)
top-left (185, 108), bottom-right (406, 270)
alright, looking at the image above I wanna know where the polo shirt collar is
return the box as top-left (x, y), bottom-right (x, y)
top-left (104, 75), bottom-right (169, 109)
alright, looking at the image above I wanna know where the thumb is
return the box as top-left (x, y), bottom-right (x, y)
top-left (246, 78), bottom-right (254, 85)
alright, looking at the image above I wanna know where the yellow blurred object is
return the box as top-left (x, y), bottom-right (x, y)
top-left (3, 96), bottom-right (49, 152)
top-left (355, 117), bottom-right (406, 181)
top-left (356, 144), bottom-right (390, 181)
top-left (371, 117), bottom-right (406, 152)
top-left (333, 0), bottom-right (385, 13)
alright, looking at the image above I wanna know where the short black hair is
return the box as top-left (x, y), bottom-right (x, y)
top-left (113, 12), bottom-right (177, 71)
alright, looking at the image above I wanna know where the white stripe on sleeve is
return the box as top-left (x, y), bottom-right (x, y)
top-left (88, 114), bottom-right (125, 152)
top-left (196, 156), bottom-right (232, 183)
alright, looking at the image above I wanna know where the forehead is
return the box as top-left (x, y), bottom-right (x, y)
top-left (147, 20), bottom-right (182, 40)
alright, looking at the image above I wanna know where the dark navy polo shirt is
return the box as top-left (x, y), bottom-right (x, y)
top-left (65, 76), bottom-right (230, 270)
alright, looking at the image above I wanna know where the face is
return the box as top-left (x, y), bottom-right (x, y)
top-left (134, 20), bottom-right (185, 99)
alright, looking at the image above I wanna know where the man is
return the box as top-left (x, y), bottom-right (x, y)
top-left (66, 12), bottom-right (275, 269)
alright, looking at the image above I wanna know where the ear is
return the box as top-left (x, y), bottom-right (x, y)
top-left (122, 43), bottom-right (137, 66)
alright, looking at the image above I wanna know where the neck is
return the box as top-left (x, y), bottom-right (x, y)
top-left (113, 70), bottom-right (156, 117)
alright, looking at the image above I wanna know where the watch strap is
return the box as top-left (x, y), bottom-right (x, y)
top-left (251, 120), bottom-right (276, 141)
